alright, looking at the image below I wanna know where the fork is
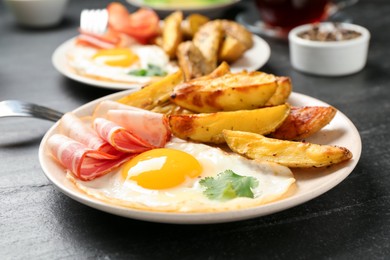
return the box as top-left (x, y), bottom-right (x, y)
top-left (80, 8), bottom-right (108, 35)
top-left (0, 100), bottom-right (64, 122)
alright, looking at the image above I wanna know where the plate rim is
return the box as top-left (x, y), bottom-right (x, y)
top-left (126, 0), bottom-right (241, 12)
top-left (51, 34), bottom-right (270, 90)
top-left (38, 91), bottom-right (361, 224)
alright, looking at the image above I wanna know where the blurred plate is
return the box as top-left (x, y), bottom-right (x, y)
top-left (51, 35), bottom-right (270, 90)
top-left (126, 0), bottom-right (241, 17)
top-left (39, 91), bottom-right (361, 224)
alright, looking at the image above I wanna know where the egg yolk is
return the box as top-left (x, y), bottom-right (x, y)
top-left (121, 148), bottom-right (202, 190)
top-left (92, 48), bottom-right (139, 67)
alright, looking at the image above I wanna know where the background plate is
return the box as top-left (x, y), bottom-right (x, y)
top-left (39, 91), bottom-right (361, 224)
top-left (52, 35), bottom-right (270, 90)
top-left (126, 0), bottom-right (241, 18)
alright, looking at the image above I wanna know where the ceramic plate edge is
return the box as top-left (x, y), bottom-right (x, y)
top-left (51, 35), bottom-right (270, 90)
top-left (38, 91), bottom-right (361, 224)
top-left (51, 38), bottom-right (144, 90)
top-left (126, 0), bottom-right (241, 12)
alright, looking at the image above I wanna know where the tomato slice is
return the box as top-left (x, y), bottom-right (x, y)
top-left (107, 3), bottom-right (159, 43)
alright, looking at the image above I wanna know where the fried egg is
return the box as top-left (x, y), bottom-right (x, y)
top-left (68, 138), bottom-right (296, 213)
top-left (67, 44), bottom-right (178, 84)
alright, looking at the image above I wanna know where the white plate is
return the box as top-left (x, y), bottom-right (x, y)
top-left (126, 0), bottom-right (241, 17)
top-left (39, 91), bottom-right (361, 224)
top-left (51, 35), bottom-right (270, 90)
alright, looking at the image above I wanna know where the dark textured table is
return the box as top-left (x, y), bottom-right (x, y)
top-left (1, 0), bottom-right (389, 259)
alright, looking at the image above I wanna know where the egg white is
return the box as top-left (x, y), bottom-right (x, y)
top-left (68, 138), bottom-right (296, 213)
top-left (67, 44), bottom-right (178, 84)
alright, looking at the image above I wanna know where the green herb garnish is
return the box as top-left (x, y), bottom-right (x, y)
top-left (128, 64), bottom-right (167, 77)
top-left (199, 169), bottom-right (259, 201)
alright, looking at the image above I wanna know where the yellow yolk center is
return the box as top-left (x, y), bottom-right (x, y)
top-left (121, 148), bottom-right (203, 190)
top-left (92, 48), bottom-right (139, 67)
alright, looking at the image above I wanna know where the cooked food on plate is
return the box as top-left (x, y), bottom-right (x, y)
top-left (67, 2), bottom-right (256, 85)
top-left (46, 64), bottom-right (353, 213)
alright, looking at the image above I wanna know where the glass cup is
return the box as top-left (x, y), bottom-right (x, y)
top-left (237, 0), bottom-right (358, 39)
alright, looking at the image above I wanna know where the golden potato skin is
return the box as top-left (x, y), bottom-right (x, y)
top-left (195, 61), bottom-right (231, 80)
top-left (265, 76), bottom-right (292, 106)
top-left (162, 11), bottom-right (183, 59)
top-left (223, 130), bottom-right (352, 168)
top-left (168, 104), bottom-right (290, 143)
top-left (270, 106), bottom-right (337, 140)
top-left (218, 35), bottom-right (248, 63)
top-left (171, 71), bottom-right (278, 113)
top-left (193, 20), bottom-right (223, 70)
top-left (116, 70), bottom-right (184, 110)
top-left (181, 13), bottom-right (210, 39)
top-left (176, 41), bottom-right (215, 81)
top-left (220, 20), bottom-right (254, 49)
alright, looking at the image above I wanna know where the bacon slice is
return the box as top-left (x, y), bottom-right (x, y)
top-left (93, 100), bottom-right (171, 147)
top-left (48, 101), bottom-right (172, 181)
top-left (76, 32), bottom-right (117, 49)
top-left (47, 134), bottom-right (132, 181)
top-left (93, 117), bottom-right (154, 153)
top-left (92, 100), bottom-right (144, 118)
top-left (76, 29), bottom-right (139, 49)
top-left (107, 110), bottom-right (171, 147)
top-left (59, 113), bottom-right (119, 155)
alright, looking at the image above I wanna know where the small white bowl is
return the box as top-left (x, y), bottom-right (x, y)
top-left (5, 0), bottom-right (68, 28)
top-left (288, 22), bottom-right (370, 76)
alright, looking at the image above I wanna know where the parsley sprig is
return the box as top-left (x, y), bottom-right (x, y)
top-left (199, 170), bottom-right (259, 201)
top-left (128, 64), bottom-right (167, 77)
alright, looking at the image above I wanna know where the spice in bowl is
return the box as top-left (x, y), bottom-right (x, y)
top-left (288, 22), bottom-right (370, 76)
top-left (297, 23), bottom-right (362, 42)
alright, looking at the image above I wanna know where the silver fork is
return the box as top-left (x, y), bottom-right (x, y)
top-left (80, 8), bottom-right (108, 34)
top-left (0, 100), bottom-right (64, 122)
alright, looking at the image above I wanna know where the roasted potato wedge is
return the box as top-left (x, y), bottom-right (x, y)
top-left (223, 130), bottom-right (352, 168)
top-left (265, 76), bottom-right (292, 106)
top-left (168, 104), bottom-right (290, 143)
top-left (218, 35), bottom-right (248, 63)
top-left (220, 20), bottom-right (253, 50)
top-left (193, 20), bottom-right (223, 70)
top-left (181, 13), bottom-right (210, 39)
top-left (176, 41), bottom-right (215, 80)
top-left (171, 70), bottom-right (278, 113)
top-left (162, 11), bottom-right (183, 59)
top-left (200, 61), bottom-right (231, 79)
top-left (116, 69), bottom-right (184, 110)
top-left (149, 101), bottom-right (193, 115)
top-left (270, 106), bottom-right (337, 140)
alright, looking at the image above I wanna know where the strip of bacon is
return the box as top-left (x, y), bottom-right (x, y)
top-left (92, 100), bottom-right (171, 147)
top-left (48, 101), bottom-right (171, 181)
top-left (59, 113), bottom-right (120, 155)
top-left (107, 110), bottom-right (171, 147)
top-left (94, 117), bottom-right (154, 153)
top-left (76, 33), bottom-right (117, 49)
top-left (92, 100), bottom-right (144, 118)
top-left (47, 134), bottom-right (132, 181)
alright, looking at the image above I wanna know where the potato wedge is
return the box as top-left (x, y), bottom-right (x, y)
top-left (149, 101), bottom-right (193, 115)
top-left (196, 61), bottom-right (231, 80)
top-left (220, 20), bottom-right (254, 49)
top-left (181, 13), bottom-right (210, 39)
top-left (171, 70), bottom-right (278, 113)
top-left (193, 20), bottom-right (223, 70)
top-left (176, 41), bottom-right (215, 80)
top-left (223, 130), bottom-right (352, 168)
top-left (116, 69), bottom-right (184, 110)
top-left (270, 106), bottom-right (337, 140)
top-left (265, 76), bottom-right (292, 106)
top-left (168, 104), bottom-right (290, 143)
top-left (218, 35), bottom-right (248, 63)
top-left (162, 11), bottom-right (183, 59)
